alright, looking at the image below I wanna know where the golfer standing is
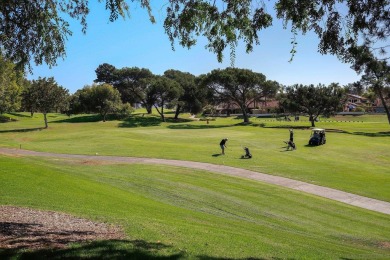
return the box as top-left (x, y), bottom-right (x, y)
top-left (289, 129), bottom-right (294, 142)
top-left (220, 138), bottom-right (228, 155)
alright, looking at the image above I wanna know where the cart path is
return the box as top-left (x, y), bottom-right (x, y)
top-left (1, 147), bottom-right (390, 215)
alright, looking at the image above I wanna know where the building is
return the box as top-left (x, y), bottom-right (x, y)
top-left (344, 94), bottom-right (372, 112)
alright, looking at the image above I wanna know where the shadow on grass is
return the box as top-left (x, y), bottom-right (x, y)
top-left (197, 256), bottom-right (281, 260)
top-left (261, 125), bottom-right (310, 130)
top-left (119, 116), bottom-right (162, 128)
top-left (168, 122), bottom-right (244, 129)
top-left (0, 127), bottom-right (45, 133)
top-left (55, 115), bottom-right (103, 123)
top-left (7, 112), bottom-right (31, 118)
top-left (0, 115), bottom-right (17, 123)
top-left (350, 131), bottom-right (390, 137)
top-left (118, 115), bottom-right (195, 128)
top-left (0, 239), bottom-right (184, 259)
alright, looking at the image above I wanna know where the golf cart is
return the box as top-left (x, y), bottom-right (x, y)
top-left (309, 128), bottom-right (326, 146)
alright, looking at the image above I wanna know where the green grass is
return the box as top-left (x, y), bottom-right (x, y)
top-left (1, 155), bottom-right (389, 259)
top-left (1, 112), bottom-right (389, 202)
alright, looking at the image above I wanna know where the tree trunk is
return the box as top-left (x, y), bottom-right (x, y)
top-left (378, 89), bottom-right (390, 124)
top-left (309, 115), bottom-right (316, 127)
top-left (241, 106), bottom-right (249, 123)
top-left (146, 105), bottom-right (152, 114)
top-left (43, 113), bottom-right (48, 128)
top-left (154, 105), bottom-right (165, 122)
top-left (174, 105), bottom-right (181, 120)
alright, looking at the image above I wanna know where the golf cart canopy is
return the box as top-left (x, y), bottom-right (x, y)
top-left (309, 128), bottom-right (326, 145)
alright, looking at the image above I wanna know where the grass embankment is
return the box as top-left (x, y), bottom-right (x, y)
top-left (1, 112), bottom-right (389, 202)
top-left (1, 155), bottom-right (389, 259)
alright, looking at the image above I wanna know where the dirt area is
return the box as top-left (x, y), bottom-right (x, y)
top-left (0, 206), bottom-right (125, 249)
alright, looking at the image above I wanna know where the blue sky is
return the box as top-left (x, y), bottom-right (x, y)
top-left (28, 2), bottom-right (361, 94)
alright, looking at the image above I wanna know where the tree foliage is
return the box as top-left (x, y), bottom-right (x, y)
top-left (95, 64), bottom-right (156, 113)
top-left (202, 67), bottom-right (267, 123)
top-left (163, 0), bottom-right (272, 64)
top-left (28, 77), bottom-right (69, 128)
top-left (164, 69), bottom-right (208, 119)
top-left (0, 55), bottom-right (23, 114)
top-left (275, 0), bottom-right (390, 63)
top-left (2, 1), bottom-right (388, 69)
top-left (148, 76), bottom-right (183, 122)
top-left (0, 0), bottom-right (131, 70)
top-left (358, 59), bottom-right (390, 124)
top-left (280, 83), bottom-right (345, 127)
top-left (344, 81), bottom-right (365, 96)
top-left (75, 83), bottom-right (125, 122)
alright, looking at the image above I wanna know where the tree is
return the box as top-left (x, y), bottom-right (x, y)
top-left (360, 61), bottom-right (390, 124)
top-left (21, 81), bottom-right (39, 117)
top-left (0, 56), bottom-right (23, 114)
top-left (94, 63), bottom-right (118, 85)
top-left (29, 77), bottom-right (69, 128)
top-left (0, 1), bottom-right (134, 70)
top-left (275, 1), bottom-right (390, 64)
top-left (148, 76), bottom-right (183, 122)
top-left (350, 47), bottom-right (390, 124)
top-left (344, 81), bottom-right (365, 96)
top-left (202, 67), bottom-right (266, 123)
top-left (115, 67), bottom-right (155, 110)
top-left (262, 80), bottom-right (281, 107)
top-left (78, 83), bottom-right (124, 122)
top-left (164, 69), bottom-right (208, 119)
top-left (2, 1), bottom-right (388, 69)
top-left (95, 65), bottom-right (156, 113)
top-left (280, 84), bottom-right (344, 127)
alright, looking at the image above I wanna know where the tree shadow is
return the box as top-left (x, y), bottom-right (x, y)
top-left (350, 131), bottom-right (390, 137)
top-left (55, 115), bottom-right (103, 123)
top-left (0, 239), bottom-right (184, 259)
top-left (0, 127), bottom-right (45, 133)
top-left (197, 256), bottom-right (284, 260)
top-left (165, 118), bottom-right (193, 123)
top-left (168, 123), bottom-right (241, 130)
top-left (0, 115), bottom-right (17, 123)
top-left (262, 125), bottom-right (310, 130)
top-left (7, 112), bottom-right (31, 118)
top-left (118, 116), bottom-right (162, 128)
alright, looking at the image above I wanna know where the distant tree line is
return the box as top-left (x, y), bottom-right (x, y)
top-left (1, 55), bottom-right (389, 128)
top-left (1, 1), bottom-right (389, 126)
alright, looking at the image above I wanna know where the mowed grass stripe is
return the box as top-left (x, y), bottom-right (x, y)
top-left (2, 113), bottom-right (389, 202)
top-left (1, 155), bottom-right (389, 259)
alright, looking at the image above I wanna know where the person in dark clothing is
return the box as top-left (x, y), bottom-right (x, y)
top-left (289, 129), bottom-right (294, 142)
top-left (319, 131), bottom-right (324, 144)
top-left (220, 138), bottom-right (228, 155)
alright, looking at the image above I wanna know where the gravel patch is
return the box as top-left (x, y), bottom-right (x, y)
top-left (0, 206), bottom-right (125, 249)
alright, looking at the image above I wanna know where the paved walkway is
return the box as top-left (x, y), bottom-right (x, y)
top-left (1, 147), bottom-right (389, 215)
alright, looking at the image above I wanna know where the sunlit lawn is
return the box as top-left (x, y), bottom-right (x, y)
top-left (1, 111), bottom-right (390, 259)
top-left (1, 112), bottom-right (389, 202)
top-left (1, 155), bottom-right (389, 259)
